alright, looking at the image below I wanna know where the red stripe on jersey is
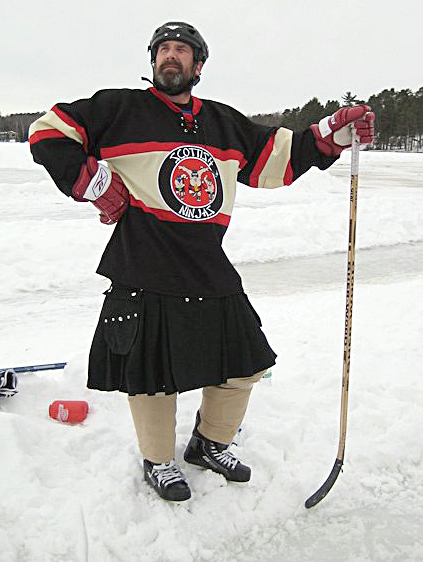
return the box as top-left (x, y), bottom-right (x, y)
top-left (129, 195), bottom-right (231, 226)
top-left (51, 105), bottom-right (89, 152)
top-left (149, 88), bottom-right (203, 115)
top-left (101, 142), bottom-right (180, 158)
top-left (29, 129), bottom-right (67, 146)
top-left (191, 96), bottom-right (202, 115)
top-left (248, 132), bottom-right (276, 188)
top-left (100, 142), bottom-right (247, 166)
top-left (283, 159), bottom-right (293, 186)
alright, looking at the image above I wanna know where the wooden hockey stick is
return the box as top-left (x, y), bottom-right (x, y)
top-left (305, 129), bottom-right (360, 508)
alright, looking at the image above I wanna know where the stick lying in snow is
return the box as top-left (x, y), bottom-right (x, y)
top-left (305, 129), bottom-right (360, 509)
top-left (0, 363), bottom-right (67, 373)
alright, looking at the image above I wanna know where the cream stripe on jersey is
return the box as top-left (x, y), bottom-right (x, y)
top-left (257, 127), bottom-right (293, 189)
top-left (28, 110), bottom-right (84, 145)
top-left (106, 152), bottom-right (240, 216)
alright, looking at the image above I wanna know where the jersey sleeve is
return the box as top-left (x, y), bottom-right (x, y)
top-left (236, 115), bottom-right (339, 189)
top-left (29, 90), bottom-right (118, 197)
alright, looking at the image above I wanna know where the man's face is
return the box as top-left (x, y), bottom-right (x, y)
top-left (153, 40), bottom-right (202, 95)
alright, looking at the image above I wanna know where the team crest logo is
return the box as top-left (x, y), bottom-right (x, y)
top-left (158, 145), bottom-right (223, 221)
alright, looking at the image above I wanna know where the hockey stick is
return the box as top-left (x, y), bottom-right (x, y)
top-left (305, 130), bottom-right (360, 509)
top-left (0, 363), bottom-right (67, 374)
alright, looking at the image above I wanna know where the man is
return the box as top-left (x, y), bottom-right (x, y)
top-left (29, 22), bottom-right (374, 502)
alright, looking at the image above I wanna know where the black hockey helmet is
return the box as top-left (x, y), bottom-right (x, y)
top-left (148, 22), bottom-right (209, 65)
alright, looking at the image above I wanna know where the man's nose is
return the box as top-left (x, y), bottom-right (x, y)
top-left (166, 48), bottom-right (178, 60)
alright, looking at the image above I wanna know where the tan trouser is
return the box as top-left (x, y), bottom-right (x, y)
top-left (128, 371), bottom-right (265, 464)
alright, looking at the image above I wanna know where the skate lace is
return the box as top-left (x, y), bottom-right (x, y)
top-left (153, 463), bottom-right (186, 488)
top-left (210, 444), bottom-right (239, 470)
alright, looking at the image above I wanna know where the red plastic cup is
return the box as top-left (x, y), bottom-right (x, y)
top-left (49, 400), bottom-right (89, 423)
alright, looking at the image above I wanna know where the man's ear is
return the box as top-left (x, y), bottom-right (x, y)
top-left (195, 61), bottom-right (204, 77)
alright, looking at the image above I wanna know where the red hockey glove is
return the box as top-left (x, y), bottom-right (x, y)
top-left (311, 105), bottom-right (375, 156)
top-left (72, 156), bottom-right (129, 224)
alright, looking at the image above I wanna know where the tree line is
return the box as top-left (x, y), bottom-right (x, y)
top-left (249, 87), bottom-right (423, 152)
top-left (1, 87), bottom-right (423, 151)
top-left (0, 112), bottom-right (45, 142)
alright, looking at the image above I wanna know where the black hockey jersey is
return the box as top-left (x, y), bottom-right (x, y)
top-left (29, 87), bottom-right (337, 297)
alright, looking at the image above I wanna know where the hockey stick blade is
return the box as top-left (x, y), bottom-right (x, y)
top-left (305, 458), bottom-right (343, 509)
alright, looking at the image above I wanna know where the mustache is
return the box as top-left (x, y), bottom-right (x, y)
top-left (159, 61), bottom-right (183, 72)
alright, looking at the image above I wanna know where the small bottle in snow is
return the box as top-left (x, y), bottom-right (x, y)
top-left (49, 400), bottom-right (89, 423)
top-left (261, 368), bottom-right (273, 385)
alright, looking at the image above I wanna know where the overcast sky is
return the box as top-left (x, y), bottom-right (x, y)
top-left (2, 0), bottom-right (422, 117)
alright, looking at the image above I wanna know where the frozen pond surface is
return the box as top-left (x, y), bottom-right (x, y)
top-left (238, 241), bottom-right (423, 296)
top-left (1, 145), bottom-right (423, 562)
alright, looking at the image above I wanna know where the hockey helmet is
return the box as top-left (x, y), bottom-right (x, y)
top-left (148, 22), bottom-right (209, 65)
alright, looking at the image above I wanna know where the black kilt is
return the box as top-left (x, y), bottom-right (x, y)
top-left (87, 285), bottom-right (277, 395)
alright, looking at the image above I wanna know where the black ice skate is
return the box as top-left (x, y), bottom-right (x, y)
top-left (144, 459), bottom-right (191, 501)
top-left (184, 411), bottom-right (251, 482)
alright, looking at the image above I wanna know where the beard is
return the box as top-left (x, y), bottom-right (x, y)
top-left (153, 62), bottom-right (196, 95)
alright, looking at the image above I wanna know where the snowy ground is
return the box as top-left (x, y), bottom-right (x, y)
top-left (1, 144), bottom-right (423, 562)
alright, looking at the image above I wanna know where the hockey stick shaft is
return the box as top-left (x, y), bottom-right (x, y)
top-left (305, 131), bottom-right (360, 508)
top-left (0, 363), bottom-right (67, 373)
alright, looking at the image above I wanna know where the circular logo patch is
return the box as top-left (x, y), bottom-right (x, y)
top-left (158, 145), bottom-right (223, 221)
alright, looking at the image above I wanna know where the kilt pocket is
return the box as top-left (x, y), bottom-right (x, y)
top-left (101, 293), bottom-right (142, 355)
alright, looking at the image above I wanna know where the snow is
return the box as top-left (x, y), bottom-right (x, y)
top-left (1, 144), bottom-right (423, 562)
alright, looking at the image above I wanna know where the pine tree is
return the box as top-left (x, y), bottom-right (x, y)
top-left (342, 92), bottom-right (357, 106)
